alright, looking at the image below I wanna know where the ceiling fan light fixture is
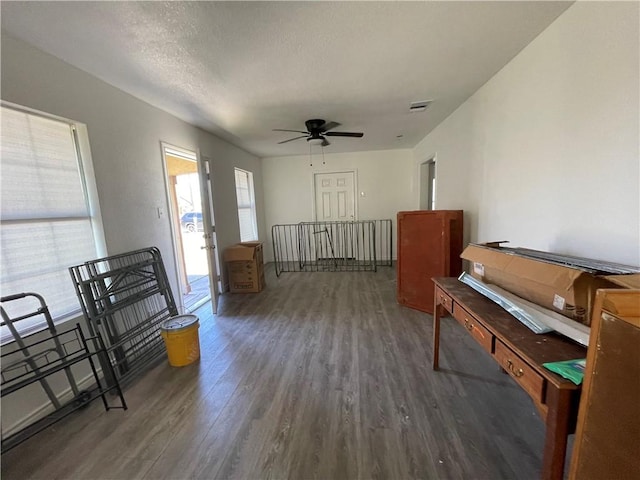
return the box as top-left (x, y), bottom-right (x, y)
top-left (275, 119), bottom-right (362, 147)
top-left (307, 137), bottom-right (325, 146)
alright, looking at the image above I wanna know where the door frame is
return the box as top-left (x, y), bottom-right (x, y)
top-left (160, 141), bottom-right (219, 314)
top-left (418, 154), bottom-right (437, 210)
top-left (311, 169), bottom-right (358, 221)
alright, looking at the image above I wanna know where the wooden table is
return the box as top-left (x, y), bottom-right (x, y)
top-left (432, 277), bottom-right (587, 480)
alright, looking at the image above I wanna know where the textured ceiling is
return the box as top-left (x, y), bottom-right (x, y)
top-left (1, 1), bottom-right (572, 158)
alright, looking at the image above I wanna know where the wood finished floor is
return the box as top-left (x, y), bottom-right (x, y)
top-left (2, 265), bottom-right (550, 479)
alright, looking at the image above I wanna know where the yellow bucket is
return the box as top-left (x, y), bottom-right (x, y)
top-left (160, 314), bottom-right (200, 367)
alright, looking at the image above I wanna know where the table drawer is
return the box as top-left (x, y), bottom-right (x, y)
top-left (435, 287), bottom-right (453, 314)
top-left (494, 340), bottom-right (544, 403)
top-left (452, 304), bottom-right (493, 353)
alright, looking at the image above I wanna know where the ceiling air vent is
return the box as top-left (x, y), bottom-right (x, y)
top-left (409, 100), bottom-right (432, 113)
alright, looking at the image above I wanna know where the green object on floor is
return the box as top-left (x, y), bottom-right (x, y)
top-left (543, 358), bottom-right (587, 385)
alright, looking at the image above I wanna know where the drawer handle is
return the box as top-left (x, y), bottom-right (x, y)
top-left (506, 359), bottom-right (524, 377)
top-left (464, 318), bottom-right (474, 332)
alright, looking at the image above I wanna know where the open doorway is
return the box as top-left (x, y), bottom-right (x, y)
top-left (161, 144), bottom-right (219, 313)
top-left (419, 158), bottom-right (436, 210)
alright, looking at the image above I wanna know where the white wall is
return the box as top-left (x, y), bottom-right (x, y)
top-left (413, 1), bottom-right (640, 266)
top-left (197, 130), bottom-right (266, 273)
top-left (261, 149), bottom-right (415, 261)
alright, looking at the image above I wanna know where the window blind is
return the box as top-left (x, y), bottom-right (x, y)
top-left (234, 168), bottom-right (258, 242)
top-left (1, 106), bottom-right (98, 340)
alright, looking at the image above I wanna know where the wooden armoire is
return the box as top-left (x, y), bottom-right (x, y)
top-left (397, 210), bottom-right (464, 314)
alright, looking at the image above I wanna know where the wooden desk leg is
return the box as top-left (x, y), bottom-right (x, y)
top-left (541, 386), bottom-right (572, 480)
top-left (432, 304), bottom-right (442, 370)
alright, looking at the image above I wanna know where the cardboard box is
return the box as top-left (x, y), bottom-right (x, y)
top-left (223, 242), bottom-right (265, 293)
top-left (461, 243), bottom-right (640, 325)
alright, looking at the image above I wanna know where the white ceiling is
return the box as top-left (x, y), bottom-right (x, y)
top-left (1, 1), bottom-right (572, 158)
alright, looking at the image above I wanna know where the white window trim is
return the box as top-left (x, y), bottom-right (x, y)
top-left (234, 167), bottom-right (258, 242)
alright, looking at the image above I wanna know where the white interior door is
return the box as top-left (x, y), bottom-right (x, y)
top-left (198, 155), bottom-right (220, 313)
top-left (314, 171), bottom-right (356, 221)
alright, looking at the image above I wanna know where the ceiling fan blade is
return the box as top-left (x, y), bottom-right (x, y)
top-left (320, 121), bottom-right (341, 132)
top-left (273, 129), bottom-right (309, 134)
top-left (322, 138), bottom-right (330, 147)
top-left (277, 135), bottom-right (308, 144)
top-left (324, 131), bottom-right (364, 138)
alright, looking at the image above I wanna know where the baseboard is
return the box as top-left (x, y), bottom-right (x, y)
top-left (2, 370), bottom-right (101, 438)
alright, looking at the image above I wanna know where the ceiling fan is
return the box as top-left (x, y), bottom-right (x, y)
top-left (274, 119), bottom-right (364, 147)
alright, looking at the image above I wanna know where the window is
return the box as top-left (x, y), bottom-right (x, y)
top-left (234, 168), bottom-right (258, 242)
top-left (0, 104), bottom-right (103, 342)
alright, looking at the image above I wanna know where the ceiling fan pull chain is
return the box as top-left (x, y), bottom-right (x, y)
top-left (309, 142), bottom-right (313, 167)
top-left (322, 145), bottom-right (326, 165)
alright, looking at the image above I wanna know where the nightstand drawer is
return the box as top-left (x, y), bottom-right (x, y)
top-left (494, 340), bottom-right (544, 403)
top-left (435, 287), bottom-right (453, 313)
top-left (452, 304), bottom-right (493, 353)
